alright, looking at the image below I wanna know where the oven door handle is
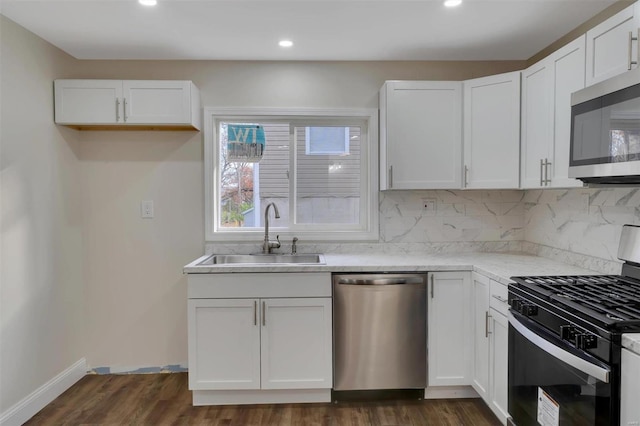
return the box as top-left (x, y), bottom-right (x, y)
top-left (508, 312), bottom-right (610, 383)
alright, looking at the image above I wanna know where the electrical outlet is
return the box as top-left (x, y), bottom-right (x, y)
top-left (141, 200), bottom-right (154, 218)
top-left (422, 198), bottom-right (436, 212)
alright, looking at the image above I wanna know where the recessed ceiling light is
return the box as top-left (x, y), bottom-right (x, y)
top-left (139, 0), bottom-right (157, 6)
top-left (279, 40), bottom-right (294, 48)
top-left (444, 0), bottom-right (462, 7)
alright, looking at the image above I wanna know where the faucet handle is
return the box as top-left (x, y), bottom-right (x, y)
top-left (274, 235), bottom-right (281, 248)
top-left (292, 237), bottom-right (298, 254)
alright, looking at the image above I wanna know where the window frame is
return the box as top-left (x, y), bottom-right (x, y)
top-left (204, 107), bottom-right (379, 242)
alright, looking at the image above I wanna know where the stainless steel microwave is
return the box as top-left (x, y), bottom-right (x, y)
top-left (570, 67), bottom-right (640, 184)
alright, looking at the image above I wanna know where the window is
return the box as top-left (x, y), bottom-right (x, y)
top-left (204, 108), bottom-right (378, 242)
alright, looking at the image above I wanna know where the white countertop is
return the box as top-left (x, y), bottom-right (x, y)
top-left (623, 334), bottom-right (640, 356)
top-left (184, 252), bottom-right (599, 285)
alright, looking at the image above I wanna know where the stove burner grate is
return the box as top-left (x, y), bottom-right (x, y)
top-left (512, 274), bottom-right (640, 329)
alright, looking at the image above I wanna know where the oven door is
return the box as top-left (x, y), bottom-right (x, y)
top-left (508, 311), bottom-right (614, 426)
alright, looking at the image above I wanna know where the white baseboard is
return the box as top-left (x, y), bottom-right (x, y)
top-left (0, 358), bottom-right (86, 426)
top-left (424, 385), bottom-right (479, 399)
top-left (193, 389), bottom-right (331, 406)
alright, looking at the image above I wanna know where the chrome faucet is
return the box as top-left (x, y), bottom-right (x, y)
top-left (263, 202), bottom-right (281, 254)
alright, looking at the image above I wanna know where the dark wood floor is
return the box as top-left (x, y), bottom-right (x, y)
top-left (25, 373), bottom-right (501, 425)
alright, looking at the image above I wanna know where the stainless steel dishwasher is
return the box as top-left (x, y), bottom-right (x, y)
top-left (333, 273), bottom-right (427, 391)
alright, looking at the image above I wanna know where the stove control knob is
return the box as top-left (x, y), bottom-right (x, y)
top-left (560, 325), bottom-right (576, 341)
top-left (575, 334), bottom-right (598, 350)
top-left (519, 303), bottom-right (539, 317)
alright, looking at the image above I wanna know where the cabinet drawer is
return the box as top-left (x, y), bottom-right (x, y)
top-left (188, 272), bottom-right (332, 299)
top-left (489, 280), bottom-right (509, 317)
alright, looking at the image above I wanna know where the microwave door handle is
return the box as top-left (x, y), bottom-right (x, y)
top-left (508, 312), bottom-right (610, 383)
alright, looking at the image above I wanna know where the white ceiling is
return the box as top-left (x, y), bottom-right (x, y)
top-left (0, 0), bottom-right (624, 61)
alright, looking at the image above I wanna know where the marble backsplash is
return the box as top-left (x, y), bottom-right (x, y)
top-left (206, 187), bottom-right (640, 274)
top-left (208, 190), bottom-right (526, 256)
top-left (523, 187), bottom-right (640, 272)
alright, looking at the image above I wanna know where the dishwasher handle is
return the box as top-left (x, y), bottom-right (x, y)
top-left (336, 276), bottom-right (425, 285)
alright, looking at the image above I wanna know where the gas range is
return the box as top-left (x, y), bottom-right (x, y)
top-left (507, 224), bottom-right (640, 426)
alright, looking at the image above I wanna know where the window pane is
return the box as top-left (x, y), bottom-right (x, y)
top-left (295, 126), bottom-right (361, 224)
top-left (219, 121), bottom-right (290, 228)
top-left (306, 126), bottom-right (349, 155)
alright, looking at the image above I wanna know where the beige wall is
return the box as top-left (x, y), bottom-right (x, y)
top-left (0, 16), bottom-right (83, 412)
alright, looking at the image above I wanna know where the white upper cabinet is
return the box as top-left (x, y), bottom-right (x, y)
top-left (122, 80), bottom-right (195, 125)
top-left (54, 80), bottom-right (123, 125)
top-left (585, 4), bottom-right (640, 86)
top-left (549, 37), bottom-right (586, 188)
top-left (521, 35), bottom-right (586, 189)
top-left (54, 79), bottom-right (201, 130)
top-left (463, 72), bottom-right (520, 189)
top-left (521, 60), bottom-right (552, 188)
top-left (380, 81), bottom-right (462, 190)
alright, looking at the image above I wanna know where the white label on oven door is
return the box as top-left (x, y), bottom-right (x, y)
top-left (537, 387), bottom-right (560, 426)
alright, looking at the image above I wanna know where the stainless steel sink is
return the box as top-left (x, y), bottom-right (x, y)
top-left (199, 253), bottom-right (325, 265)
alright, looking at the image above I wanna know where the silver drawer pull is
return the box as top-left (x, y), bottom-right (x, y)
top-left (492, 294), bottom-right (508, 304)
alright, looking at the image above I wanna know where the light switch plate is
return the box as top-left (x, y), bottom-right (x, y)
top-left (141, 200), bottom-right (154, 218)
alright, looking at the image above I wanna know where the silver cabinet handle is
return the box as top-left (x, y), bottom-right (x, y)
top-left (254, 301), bottom-right (257, 326)
top-left (115, 98), bottom-right (120, 122)
top-left (123, 98), bottom-right (128, 122)
top-left (262, 301), bottom-right (266, 326)
top-left (485, 311), bottom-right (490, 337)
top-left (430, 275), bottom-right (434, 299)
top-left (464, 165), bottom-right (469, 187)
top-left (492, 294), bottom-right (508, 304)
top-left (629, 30), bottom-right (639, 70)
top-left (388, 165), bottom-right (393, 189)
top-left (544, 158), bottom-right (552, 185)
top-left (540, 159), bottom-right (544, 186)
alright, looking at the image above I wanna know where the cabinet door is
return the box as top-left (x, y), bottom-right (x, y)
top-left (54, 79), bottom-right (122, 124)
top-left (122, 80), bottom-right (192, 124)
top-left (463, 72), bottom-right (520, 189)
top-left (489, 309), bottom-right (509, 425)
top-left (381, 81), bottom-right (462, 190)
top-left (261, 298), bottom-right (332, 389)
top-left (471, 273), bottom-right (490, 400)
top-left (621, 348), bottom-right (640, 425)
top-left (585, 4), bottom-right (638, 86)
top-left (549, 36), bottom-right (586, 188)
top-left (427, 272), bottom-right (472, 386)
top-left (520, 61), bottom-right (552, 189)
top-left (188, 298), bottom-right (261, 390)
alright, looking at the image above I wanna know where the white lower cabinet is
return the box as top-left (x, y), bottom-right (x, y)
top-left (472, 273), bottom-right (509, 425)
top-left (621, 347), bottom-right (640, 425)
top-left (427, 272), bottom-right (472, 387)
top-left (187, 272), bottom-right (332, 405)
top-left (260, 298), bottom-right (333, 390)
top-left (188, 298), bottom-right (261, 390)
top-left (488, 308), bottom-right (509, 424)
top-left (472, 273), bottom-right (490, 400)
